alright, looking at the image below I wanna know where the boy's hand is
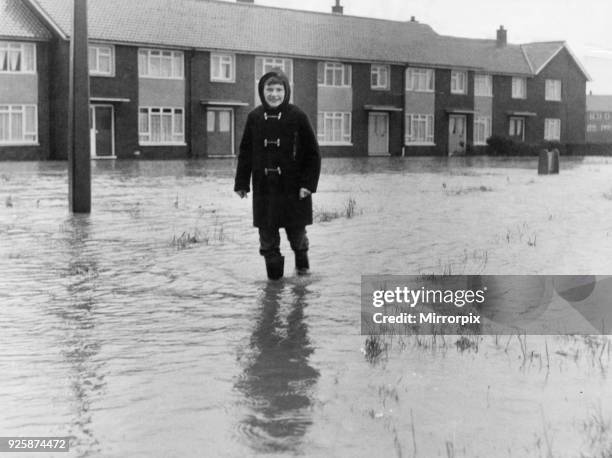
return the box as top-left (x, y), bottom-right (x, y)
top-left (235, 190), bottom-right (248, 198)
top-left (299, 188), bottom-right (311, 199)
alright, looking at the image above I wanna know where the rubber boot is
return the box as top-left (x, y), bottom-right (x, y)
top-left (265, 255), bottom-right (284, 280)
top-left (295, 251), bottom-right (309, 275)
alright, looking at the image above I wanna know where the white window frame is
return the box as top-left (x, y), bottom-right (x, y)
top-left (210, 53), bottom-right (235, 83)
top-left (586, 124), bottom-right (597, 132)
top-left (317, 111), bottom-right (352, 145)
top-left (318, 62), bottom-right (351, 87)
top-left (544, 118), bottom-right (561, 141)
top-left (138, 49), bottom-right (184, 79)
top-left (405, 113), bottom-right (435, 145)
top-left (0, 41), bottom-right (36, 74)
top-left (451, 70), bottom-right (467, 94)
top-left (545, 79), bottom-right (562, 101)
top-left (371, 64), bottom-right (390, 90)
top-left (512, 77), bottom-right (526, 99)
top-left (474, 116), bottom-right (491, 145)
top-left (0, 104), bottom-right (38, 145)
top-left (474, 74), bottom-right (492, 97)
top-left (88, 44), bottom-right (114, 77)
top-left (256, 57), bottom-right (293, 83)
top-left (406, 68), bottom-right (435, 92)
top-left (138, 107), bottom-right (185, 145)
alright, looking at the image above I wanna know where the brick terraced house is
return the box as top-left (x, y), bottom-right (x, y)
top-left (586, 94), bottom-right (612, 143)
top-left (0, 0), bottom-right (590, 160)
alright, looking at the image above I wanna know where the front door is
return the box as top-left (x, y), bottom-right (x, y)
top-left (89, 105), bottom-right (114, 158)
top-left (509, 117), bottom-right (525, 141)
top-left (368, 112), bottom-right (389, 156)
top-left (448, 115), bottom-right (466, 155)
top-left (206, 108), bottom-right (233, 156)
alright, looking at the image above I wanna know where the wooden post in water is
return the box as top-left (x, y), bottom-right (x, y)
top-left (68, 0), bottom-right (91, 213)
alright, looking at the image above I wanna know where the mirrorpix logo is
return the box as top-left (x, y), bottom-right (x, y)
top-left (362, 275), bottom-right (612, 334)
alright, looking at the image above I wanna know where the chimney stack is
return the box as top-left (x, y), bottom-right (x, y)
top-left (410, 16), bottom-right (417, 22)
top-left (332, 0), bottom-right (343, 14)
top-left (496, 25), bottom-right (507, 47)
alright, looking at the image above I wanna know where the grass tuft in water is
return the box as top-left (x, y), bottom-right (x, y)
top-left (582, 406), bottom-right (612, 458)
top-left (501, 222), bottom-right (538, 247)
top-left (445, 185), bottom-right (493, 196)
top-left (364, 334), bottom-right (387, 362)
top-left (315, 196), bottom-right (360, 223)
top-left (171, 216), bottom-right (227, 249)
top-left (171, 231), bottom-right (199, 249)
top-left (345, 197), bottom-right (357, 218)
top-left (455, 335), bottom-right (479, 352)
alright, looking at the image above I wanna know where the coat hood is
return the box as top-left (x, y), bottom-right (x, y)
top-left (258, 70), bottom-right (291, 111)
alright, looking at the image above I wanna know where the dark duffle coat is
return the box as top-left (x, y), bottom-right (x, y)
top-left (234, 71), bottom-right (321, 229)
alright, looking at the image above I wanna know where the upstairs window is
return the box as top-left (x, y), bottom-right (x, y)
top-left (318, 62), bottom-right (351, 87)
top-left (451, 70), bottom-right (467, 94)
top-left (512, 77), bottom-right (526, 99)
top-left (371, 65), bottom-right (390, 90)
top-left (474, 74), bottom-right (492, 96)
top-left (138, 49), bottom-right (184, 79)
top-left (0, 42), bottom-right (36, 73)
top-left (255, 57), bottom-right (293, 82)
top-left (211, 54), bottom-right (235, 82)
top-left (406, 68), bottom-right (434, 92)
top-left (545, 79), bottom-right (561, 101)
top-left (89, 44), bottom-right (114, 76)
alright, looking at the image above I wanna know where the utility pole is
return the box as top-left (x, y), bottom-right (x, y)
top-left (68, 0), bottom-right (91, 213)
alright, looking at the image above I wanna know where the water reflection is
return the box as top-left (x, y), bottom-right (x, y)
top-left (236, 281), bottom-right (319, 454)
top-left (54, 215), bottom-right (105, 457)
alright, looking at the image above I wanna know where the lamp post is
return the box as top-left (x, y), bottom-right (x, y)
top-left (68, 0), bottom-right (91, 213)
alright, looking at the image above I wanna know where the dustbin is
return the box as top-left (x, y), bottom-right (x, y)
top-left (538, 148), bottom-right (559, 175)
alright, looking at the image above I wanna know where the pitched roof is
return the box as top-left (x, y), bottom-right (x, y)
top-left (587, 94), bottom-right (612, 111)
top-left (26, 0), bottom-right (586, 78)
top-left (522, 42), bottom-right (565, 73)
top-left (522, 41), bottom-right (591, 80)
top-left (422, 36), bottom-right (533, 75)
top-left (0, 0), bottom-right (51, 40)
top-left (28, 0), bottom-right (439, 63)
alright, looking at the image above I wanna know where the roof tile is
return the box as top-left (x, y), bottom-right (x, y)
top-left (27, 0), bottom-right (580, 77)
top-left (0, 0), bottom-right (51, 40)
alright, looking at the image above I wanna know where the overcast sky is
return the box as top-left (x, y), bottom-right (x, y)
top-left (235, 0), bottom-right (612, 94)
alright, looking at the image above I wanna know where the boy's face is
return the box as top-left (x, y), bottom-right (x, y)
top-left (264, 83), bottom-right (285, 108)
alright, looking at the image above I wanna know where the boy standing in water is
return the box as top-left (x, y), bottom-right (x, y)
top-left (235, 70), bottom-right (321, 280)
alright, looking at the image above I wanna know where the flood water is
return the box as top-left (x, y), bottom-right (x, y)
top-left (1, 157), bottom-right (612, 457)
